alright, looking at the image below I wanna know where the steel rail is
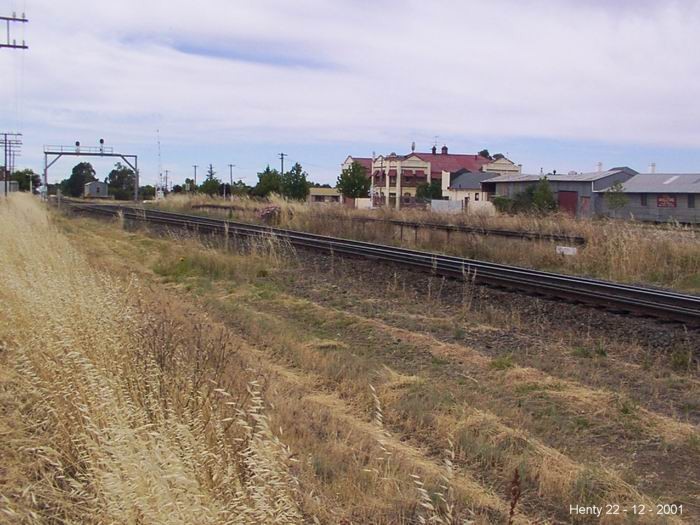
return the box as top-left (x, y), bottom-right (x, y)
top-left (64, 201), bottom-right (700, 326)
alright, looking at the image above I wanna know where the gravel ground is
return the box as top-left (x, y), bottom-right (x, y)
top-left (291, 249), bottom-right (699, 356)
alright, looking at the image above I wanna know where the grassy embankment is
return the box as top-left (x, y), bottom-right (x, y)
top-left (0, 195), bottom-right (302, 523)
top-left (153, 194), bottom-right (700, 293)
top-left (5, 195), bottom-right (695, 523)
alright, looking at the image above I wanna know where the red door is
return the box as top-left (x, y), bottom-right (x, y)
top-left (557, 191), bottom-right (578, 216)
top-left (580, 196), bottom-right (590, 216)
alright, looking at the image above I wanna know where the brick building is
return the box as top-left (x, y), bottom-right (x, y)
top-left (343, 146), bottom-right (519, 208)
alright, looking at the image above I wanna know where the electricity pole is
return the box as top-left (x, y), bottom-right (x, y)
top-left (1, 12), bottom-right (28, 49)
top-left (279, 152), bottom-right (287, 177)
top-left (228, 163), bottom-right (235, 200)
top-left (192, 164), bottom-right (198, 190)
top-left (2, 12), bottom-right (28, 196)
top-left (2, 133), bottom-right (22, 196)
top-left (164, 169), bottom-right (169, 192)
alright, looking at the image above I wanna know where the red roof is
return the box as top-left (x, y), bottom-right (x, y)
top-left (412, 152), bottom-right (490, 174)
top-left (352, 157), bottom-right (372, 171)
top-left (349, 152), bottom-right (490, 177)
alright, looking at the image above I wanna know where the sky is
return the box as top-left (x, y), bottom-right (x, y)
top-left (1, 0), bottom-right (700, 186)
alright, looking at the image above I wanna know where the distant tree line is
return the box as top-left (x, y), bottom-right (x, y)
top-left (19, 159), bottom-right (386, 202)
top-left (43, 160), bottom-right (318, 201)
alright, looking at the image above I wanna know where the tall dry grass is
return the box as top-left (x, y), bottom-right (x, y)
top-left (0, 195), bottom-right (302, 523)
top-left (153, 194), bottom-right (700, 292)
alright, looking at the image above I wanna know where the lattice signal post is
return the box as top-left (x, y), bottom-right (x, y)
top-left (44, 141), bottom-right (140, 201)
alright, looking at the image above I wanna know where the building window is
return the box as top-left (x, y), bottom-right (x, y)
top-left (474, 193), bottom-right (480, 201)
top-left (641, 194), bottom-right (648, 206)
top-left (689, 194), bottom-right (696, 208)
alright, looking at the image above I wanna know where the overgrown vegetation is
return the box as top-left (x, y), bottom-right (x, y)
top-left (4, 195), bottom-right (696, 523)
top-left (0, 196), bottom-right (302, 523)
top-left (153, 193), bottom-right (700, 293)
top-left (605, 181), bottom-right (630, 215)
top-left (416, 180), bottom-right (443, 200)
top-left (491, 177), bottom-right (557, 214)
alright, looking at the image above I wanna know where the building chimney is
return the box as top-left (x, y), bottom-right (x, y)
top-left (597, 161), bottom-right (603, 174)
top-left (650, 162), bottom-right (656, 174)
top-left (431, 145), bottom-right (437, 155)
top-left (441, 145), bottom-right (448, 155)
top-left (411, 141), bottom-right (415, 153)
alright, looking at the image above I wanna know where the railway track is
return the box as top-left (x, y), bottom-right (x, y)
top-left (64, 200), bottom-right (700, 327)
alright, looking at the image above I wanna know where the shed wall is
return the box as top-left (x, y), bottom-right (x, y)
top-left (597, 193), bottom-right (700, 223)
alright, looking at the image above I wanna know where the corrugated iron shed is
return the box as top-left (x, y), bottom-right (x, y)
top-left (613, 174), bottom-right (700, 193)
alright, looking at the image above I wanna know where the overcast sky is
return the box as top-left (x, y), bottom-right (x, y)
top-left (1, 0), bottom-right (699, 185)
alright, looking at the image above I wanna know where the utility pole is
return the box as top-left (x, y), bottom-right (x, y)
top-left (1, 13), bottom-right (28, 49)
top-left (228, 164), bottom-right (235, 200)
top-left (279, 152), bottom-right (287, 177)
top-left (164, 169), bottom-right (169, 192)
top-left (192, 164), bottom-right (198, 190)
top-left (2, 133), bottom-right (22, 196)
top-left (2, 12), bottom-right (28, 196)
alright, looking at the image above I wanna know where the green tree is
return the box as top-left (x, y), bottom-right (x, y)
top-left (140, 185), bottom-right (156, 200)
top-left (336, 161), bottom-right (370, 198)
top-left (12, 169), bottom-right (41, 192)
top-left (60, 162), bottom-right (97, 197)
top-left (491, 195), bottom-right (514, 213)
top-left (105, 162), bottom-right (135, 200)
top-left (531, 177), bottom-right (557, 213)
top-left (251, 166), bottom-right (282, 197)
top-left (230, 179), bottom-right (250, 196)
top-left (199, 164), bottom-right (222, 195)
top-left (605, 182), bottom-right (629, 216)
top-left (199, 178), bottom-right (221, 195)
top-left (415, 180), bottom-right (443, 200)
top-left (478, 149), bottom-right (491, 159)
top-left (281, 162), bottom-right (310, 200)
top-left (184, 178), bottom-right (195, 192)
top-left (511, 178), bottom-right (557, 214)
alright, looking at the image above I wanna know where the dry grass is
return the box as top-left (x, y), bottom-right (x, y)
top-left (153, 194), bottom-right (700, 292)
top-left (14, 195), bottom-right (696, 523)
top-left (0, 195), bottom-right (302, 523)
